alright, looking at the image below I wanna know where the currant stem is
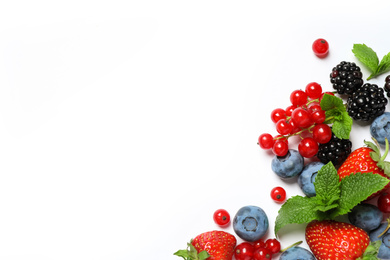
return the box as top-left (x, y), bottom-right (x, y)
top-left (274, 124), bottom-right (316, 141)
top-left (378, 217), bottom-right (390, 238)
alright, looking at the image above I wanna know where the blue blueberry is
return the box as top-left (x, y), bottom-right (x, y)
top-left (233, 205), bottom-right (268, 242)
top-left (297, 161), bottom-right (324, 197)
top-left (271, 149), bottom-right (304, 179)
top-left (279, 246), bottom-right (316, 260)
top-left (370, 112), bottom-right (390, 145)
top-left (369, 222), bottom-right (390, 259)
top-left (348, 203), bottom-right (383, 232)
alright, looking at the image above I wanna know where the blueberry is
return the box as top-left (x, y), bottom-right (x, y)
top-left (370, 112), bottom-right (390, 145)
top-left (297, 161), bottom-right (324, 197)
top-left (233, 205), bottom-right (269, 242)
top-left (271, 149), bottom-right (304, 179)
top-left (369, 222), bottom-right (390, 259)
top-left (279, 246), bottom-right (316, 260)
top-left (348, 203), bottom-right (383, 232)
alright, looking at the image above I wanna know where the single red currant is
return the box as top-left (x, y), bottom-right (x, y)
top-left (285, 105), bottom-right (296, 117)
top-left (272, 140), bottom-right (289, 157)
top-left (298, 137), bottom-right (319, 158)
top-left (258, 133), bottom-right (274, 150)
top-left (310, 110), bottom-right (326, 124)
top-left (312, 124), bottom-right (332, 144)
top-left (305, 82), bottom-right (323, 99)
top-left (234, 242), bottom-right (255, 260)
top-left (290, 90), bottom-right (308, 106)
top-left (291, 108), bottom-right (312, 128)
top-left (312, 38), bottom-right (329, 58)
top-left (270, 186), bottom-right (286, 203)
top-left (253, 239), bottom-right (266, 249)
top-left (271, 108), bottom-right (286, 123)
top-left (253, 247), bottom-right (272, 260)
top-left (288, 119), bottom-right (301, 134)
top-left (276, 119), bottom-right (293, 135)
top-left (265, 238), bottom-right (281, 254)
top-left (378, 192), bottom-right (390, 213)
top-left (213, 209), bottom-right (230, 227)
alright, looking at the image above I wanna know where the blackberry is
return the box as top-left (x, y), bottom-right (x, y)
top-left (384, 75), bottom-right (390, 97)
top-left (317, 133), bottom-right (352, 167)
top-left (347, 83), bottom-right (388, 121)
top-left (330, 61), bottom-right (363, 95)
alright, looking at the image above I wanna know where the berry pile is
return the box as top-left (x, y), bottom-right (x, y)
top-left (258, 82), bottom-right (334, 158)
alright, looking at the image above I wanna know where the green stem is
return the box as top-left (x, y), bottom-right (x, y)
top-left (280, 241), bottom-right (303, 253)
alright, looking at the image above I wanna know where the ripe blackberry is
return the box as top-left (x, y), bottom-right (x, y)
top-left (317, 133), bottom-right (352, 167)
top-left (330, 61), bottom-right (363, 95)
top-left (347, 83), bottom-right (388, 121)
top-left (384, 75), bottom-right (390, 97)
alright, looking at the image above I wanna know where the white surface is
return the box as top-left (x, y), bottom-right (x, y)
top-left (1, 1), bottom-right (390, 259)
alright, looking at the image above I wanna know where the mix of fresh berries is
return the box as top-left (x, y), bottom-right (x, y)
top-left (175, 40), bottom-right (390, 260)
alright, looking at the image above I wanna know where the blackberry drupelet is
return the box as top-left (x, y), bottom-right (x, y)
top-left (347, 83), bottom-right (388, 121)
top-left (330, 61), bottom-right (363, 95)
top-left (384, 75), bottom-right (390, 98)
top-left (317, 133), bottom-right (352, 167)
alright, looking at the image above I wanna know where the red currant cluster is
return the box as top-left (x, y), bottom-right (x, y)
top-left (234, 238), bottom-right (281, 260)
top-left (258, 82), bottom-right (334, 158)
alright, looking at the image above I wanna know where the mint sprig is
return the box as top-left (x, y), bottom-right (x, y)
top-left (352, 43), bottom-right (390, 80)
top-left (274, 162), bottom-right (389, 235)
top-left (320, 94), bottom-right (353, 139)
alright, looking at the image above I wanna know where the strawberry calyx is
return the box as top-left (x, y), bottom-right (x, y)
top-left (357, 240), bottom-right (381, 260)
top-left (174, 240), bottom-right (210, 260)
top-left (365, 137), bottom-right (390, 177)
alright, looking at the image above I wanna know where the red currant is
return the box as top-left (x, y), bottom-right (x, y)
top-left (274, 135), bottom-right (288, 144)
top-left (312, 38), bottom-right (329, 58)
top-left (253, 247), bottom-right (272, 260)
top-left (298, 137), bottom-right (319, 158)
top-left (271, 108), bottom-right (286, 123)
top-left (276, 119), bottom-right (293, 135)
top-left (312, 124), bottom-right (332, 144)
top-left (234, 242), bottom-right (255, 260)
top-left (213, 209), bottom-right (230, 227)
top-left (258, 133), bottom-right (274, 150)
top-left (265, 238), bottom-right (281, 254)
top-left (285, 105), bottom-right (296, 117)
top-left (270, 186), bottom-right (286, 203)
top-left (290, 90), bottom-right (308, 106)
top-left (305, 82), bottom-right (323, 99)
top-left (253, 239), bottom-right (266, 249)
top-left (310, 109), bottom-right (326, 124)
top-left (288, 119), bottom-right (301, 134)
top-left (272, 140), bottom-right (289, 157)
top-left (291, 108), bottom-right (312, 128)
top-left (378, 192), bottom-right (390, 213)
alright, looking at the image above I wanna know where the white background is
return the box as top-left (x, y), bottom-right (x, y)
top-left (1, 1), bottom-right (390, 259)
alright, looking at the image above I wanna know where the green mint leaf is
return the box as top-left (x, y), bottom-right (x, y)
top-left (314, 162), bottom-right (341, 207)
top-left (359, 240), bottom-right (381, 260)
top-left (375, 52), bottom-right (390, 76)
top-left (320, 94), bottom-right (345, 111)
top-left (324, 109), bottom-right (342, 123)
top-left (352, 44), bottom-right (379, 73)
top-left (314, 202), bottom-right (338, 212)
top-left (331, 172), bottom-right (390, 218)
top-left (331, 111), bottom-right (353, 139)
top-left (274, 196), bottom-right (321, 235)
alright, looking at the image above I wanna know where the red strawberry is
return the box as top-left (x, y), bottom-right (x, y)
top-left (174, 230), bottom-right (237, 260)
top-left (337, 138), bottom-right (390, 198)
top-left (305, 220), bottom-right (369, 260)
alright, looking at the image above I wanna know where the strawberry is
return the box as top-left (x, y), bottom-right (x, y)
top-left (174, 230), bottom-right (236, 260)
top-left (337, 138), bottom-right (390, 198)
top-left (305, 220), bottom-right (369, 260)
